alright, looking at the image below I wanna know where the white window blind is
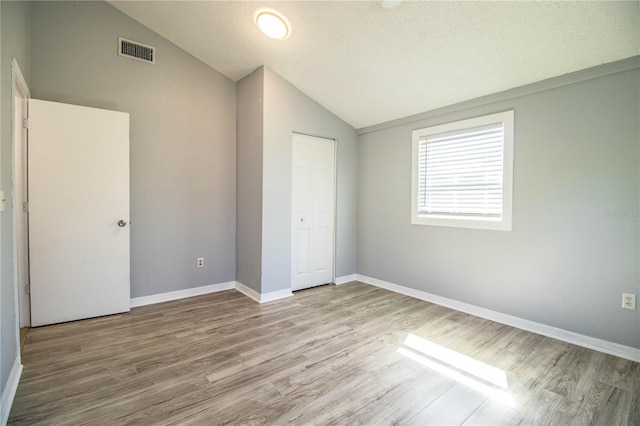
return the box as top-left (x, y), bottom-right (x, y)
top-left (411, 110), bottom-right (514, 231)
top-left (417, 122), bottom-right (504, 219)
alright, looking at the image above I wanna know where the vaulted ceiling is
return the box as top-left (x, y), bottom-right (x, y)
top-left (109, 1), bottom-right (640, 129)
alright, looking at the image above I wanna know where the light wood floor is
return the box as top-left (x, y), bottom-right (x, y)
top-left (8, 282), bottom-right (640, 425)
top-left (19, 327), bottom-right (29, 352)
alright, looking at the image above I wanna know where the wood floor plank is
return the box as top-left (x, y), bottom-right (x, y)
top-left (341, 368), bottom-right (454, 424)
top-left (8, 281), bottom-right (640, 425)
top-left (628, 373), bottom-right (640, 426)
top-left (572, 381), bottom-right (633, 426)
top-left (462, 398), bottom-right (524, 425)
top-left (407, 382), bottom-right (487, 425)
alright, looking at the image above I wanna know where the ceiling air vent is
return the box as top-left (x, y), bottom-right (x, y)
top-left (118, 37), bottom-right (155, 64)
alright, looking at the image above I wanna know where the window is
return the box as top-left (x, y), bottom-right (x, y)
top-left (411, 110), bottom-right (514, 231)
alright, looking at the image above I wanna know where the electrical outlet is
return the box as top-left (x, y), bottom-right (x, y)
top-left (197, 257), bottom-right (204, 268)
top-left (622, 293), bottom-right (636, 310)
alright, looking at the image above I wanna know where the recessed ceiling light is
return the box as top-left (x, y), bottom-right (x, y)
top-left (256, 11), bottom-right (289, 40)
top-left (381, 0), bottom-right (401, 8)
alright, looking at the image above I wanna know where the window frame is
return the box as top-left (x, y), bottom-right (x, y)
top-left (411, 110), bottom-right (514, 231)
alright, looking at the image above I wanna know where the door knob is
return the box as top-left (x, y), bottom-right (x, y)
top-left (117, 220), bottom-right (127, 227)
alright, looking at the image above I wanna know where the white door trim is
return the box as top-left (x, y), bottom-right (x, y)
top-left (331, 138), bottom-right (338, 285)
top-left (11, 58), bottom-right (31, 338)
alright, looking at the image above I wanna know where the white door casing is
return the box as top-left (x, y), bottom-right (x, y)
top-left (291, 133), bottom-right (336, 291)
top-left (12, 59), bottom-right (31, 328)
top-left (28, 99), bottom-right (131, 327)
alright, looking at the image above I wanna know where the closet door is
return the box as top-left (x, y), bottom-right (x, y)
top-left (291, 134), bottom-right (336, 291)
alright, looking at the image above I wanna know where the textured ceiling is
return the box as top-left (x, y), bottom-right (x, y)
top-left (108, 1), bottom-right (640, 129)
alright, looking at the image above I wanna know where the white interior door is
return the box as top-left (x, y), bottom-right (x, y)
top-left (291, 133), bottom-right (336, 291)
top-left (29, 99), bottom-right (130, 327)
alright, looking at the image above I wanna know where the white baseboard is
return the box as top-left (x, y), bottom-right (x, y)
top-left (355, 274), bottom-right (640, 363)
top-left (235, 282), bottom-right (293, 303)
top-left (335, 274), bottom-right (357, 285)
top-left (130, 281), bottom-right (235, 308)
top-left (259, 288), bottom-right (294, 303)
top-left (130, 281), bottom-right (294, 309)
top-left (234, 282), bottom-right (261, 303)
top-left (1, 358), bottom-right (22, 426)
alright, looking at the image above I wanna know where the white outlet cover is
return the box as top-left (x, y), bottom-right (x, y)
top-left (622, 293), bottom-right (636, 310)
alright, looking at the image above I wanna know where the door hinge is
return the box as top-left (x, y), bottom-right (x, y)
top-left (22, 118), bottom-right (28, 129)
top-left (23, 202), bottom-right (29, 213)
top-left (25, 284), bottom-right (30, 295)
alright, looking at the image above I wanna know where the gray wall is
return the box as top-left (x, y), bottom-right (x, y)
top-left (236, 68), bottom-right (264, 293)
top-left (357, 64), bottom-right (640, 348)
top-left (262, 67), bottom-right (358, 294)
top-left (29, 1), bottom-right (237, 298)
top-left (0, 0), bottom-right (31, 400)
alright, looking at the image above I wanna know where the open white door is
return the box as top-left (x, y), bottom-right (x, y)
top-left (291, 134), bottom-right (336, 291)
top-left (28, 99), bottom-right (130, 327)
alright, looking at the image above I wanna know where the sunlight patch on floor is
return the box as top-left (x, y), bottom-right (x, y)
top-left (399, 333), bottom-right (515, 408)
